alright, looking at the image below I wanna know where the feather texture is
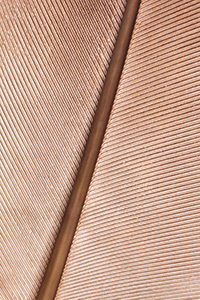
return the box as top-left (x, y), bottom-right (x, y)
top-left (55, 1), bottom-right (200, 299)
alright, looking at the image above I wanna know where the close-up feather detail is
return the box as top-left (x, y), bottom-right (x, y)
top-left (1, 0), bottom-right (200, 299)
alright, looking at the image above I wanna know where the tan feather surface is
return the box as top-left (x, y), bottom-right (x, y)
top-left (1, 0), bottom-right (126, 298)
top-left (55, 1), bottom-right (200, 299)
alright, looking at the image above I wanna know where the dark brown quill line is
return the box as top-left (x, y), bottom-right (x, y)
top-left (36, 1), bottom-right (140, 299)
